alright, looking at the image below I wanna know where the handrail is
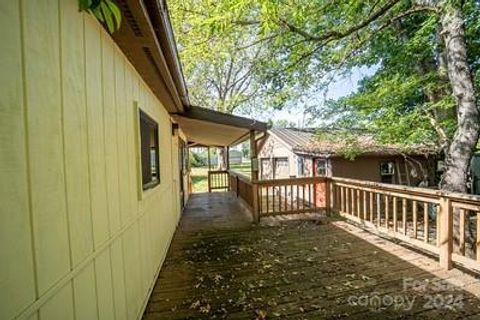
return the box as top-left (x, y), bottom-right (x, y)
top-left (330, 177), bottom-right (480, 272)
top-left (223, 173), bottom-right (480, 273)
top-left (227, 170), bottom-right (252, 183)
top-left (207, 170), bottom-right (229, 192)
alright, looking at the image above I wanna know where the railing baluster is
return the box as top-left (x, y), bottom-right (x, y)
top-left (393, 196), bottom-right (397, 232)
top-left (477, 212), bottom-right (480, 263)
top-left (290, 184), bottom-right (293, 212)
top-left (363, 190), bottom-right (367, 220)
top-left (436, 204), bottom-right (441, 246)
top-left (459, 208), bottom-right (465, 256)
top-left (266, 187), bottom-right (269, 214)
top-left (369, 192), bottom-right (374, 223)
top-left (351, 188), bottom-right (355, 216)
top-left (402, 198), bottom-right (407, 235)
top-left (413, 200), bottom-right (417, 239)
top-left (424, 203), bottom-right (429, 243)
top-left (296, 185), bottom-right (299, 213)
top-left (356, 189), bottom-right (361, 219)
top-left (341, 187), bottom-right (345, 213)
top-left (302, 184), bottom-right (306, 211)
top-left (376, 193), bottom-right (381, 227)
top-left (385, 195), bottom-right (389, 229)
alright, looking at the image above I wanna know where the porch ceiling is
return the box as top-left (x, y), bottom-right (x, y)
top-left (172, 106), bottom-right (268, 147)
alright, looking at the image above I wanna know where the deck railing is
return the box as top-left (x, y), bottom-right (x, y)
top-left (207, 170), bottom-right (230, 192)
top-left (256, 176), bottom-right (328, 217)
top-left (223, 171), bottom-right (480, 271)
top-left (330, 177), bottom-right (480, 271)
top-left (229, 171), bottom-right (255, 208)
top-left (222, 172), bottom-right (480, 272)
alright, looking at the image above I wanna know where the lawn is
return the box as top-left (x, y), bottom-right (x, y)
top-left (229, 161), bottom-right (251, 177)
top-left (191, 166), bottom-right (209, 193)
top-left (190, 162), bottom-right (252, 193)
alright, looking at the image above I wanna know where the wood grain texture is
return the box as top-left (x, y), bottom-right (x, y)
top-left (143, 193), bottom-right (480, 319)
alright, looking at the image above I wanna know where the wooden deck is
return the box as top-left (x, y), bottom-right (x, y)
top-left (143, 192), bottom-right (480, 319)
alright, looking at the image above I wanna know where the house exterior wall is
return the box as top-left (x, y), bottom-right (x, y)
top-left (258, 134), bottom-right (297, 179)
top-left (258, 134), bottom-right (436, 186)
top-left (0, 2), bottom-right (181, 319)
top-left (331, 155), bottom-right (437, 186)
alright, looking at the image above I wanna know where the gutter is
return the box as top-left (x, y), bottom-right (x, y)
top-left (154, 0), bottom-right (190, 108)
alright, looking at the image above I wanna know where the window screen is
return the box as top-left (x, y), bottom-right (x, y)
top-left (139, 110), bottom-right (160, 190)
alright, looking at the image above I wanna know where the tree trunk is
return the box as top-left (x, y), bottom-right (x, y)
top-left (440, 6), bottom-right (479, 193)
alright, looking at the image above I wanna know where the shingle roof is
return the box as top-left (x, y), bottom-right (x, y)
top-left (269, 128), bottom-right (438, 157)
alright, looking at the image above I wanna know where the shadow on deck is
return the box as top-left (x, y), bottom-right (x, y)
top-left (143, 192), bottom-right (480, 319)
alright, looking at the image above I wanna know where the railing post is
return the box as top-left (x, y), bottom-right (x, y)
top-left (236, 176), bottom-right (239, 197)
top-left (252, 183), bottom-right (260, 223)
top-left (327, 178), bottom-right (334, 215)
top-left (439, 194), bottom-right (453, 270)
top-left (207, 171), bottom-right (212, 193)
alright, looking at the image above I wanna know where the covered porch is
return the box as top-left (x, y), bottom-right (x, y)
top-left (143, 191), bottom-right (480, 319)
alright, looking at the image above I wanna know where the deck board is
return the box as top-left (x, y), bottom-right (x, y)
top-left (143, 192), bottom-right (480, 319)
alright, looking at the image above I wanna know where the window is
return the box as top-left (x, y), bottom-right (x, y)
top-left (297, 157), bottom-right (305, 177)
top-left (380, 161), bottom-right (395, 176)
top-left (139, 110), bottom-right (160, 190)
top-left (380, 161), bottom-right (395, 183)
top-left (315, 159), bottom-right (327, 176)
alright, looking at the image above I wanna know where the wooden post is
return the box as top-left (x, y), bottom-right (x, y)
top-left (250, 130), bottom-right (258, 181)
top-left (439, 195), bottom-right (453, 270)
top-left (477, 212), bottom-right (480, 263)
top-left (207, 146), bottom-right (211, 170)
top-left (207, 171), bottom-right (211, 193)
top-left (327, 179), bottom-right (334, 215)
top-left (226, 146), bottom-right (230, 170)
top-left (252, 183), bottom-right (260, 223)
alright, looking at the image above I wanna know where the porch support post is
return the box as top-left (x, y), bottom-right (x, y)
top-left (250, 130), bottom-right (260, 223)
top-left (226, 146), bottom-right (230, 170)
top-left (250, 130), bottom-right (258, 182)
top-left (439, 195), bottom-right (453, 270)
top-left (207, 146), bottom-right (211, 170)
top-left (207, 146), bottom-right (212, 192)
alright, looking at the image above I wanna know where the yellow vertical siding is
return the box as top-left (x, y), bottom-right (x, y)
top-left (0, 1), bottom-right (36, 319)
top-left (0, 0), bottom-right (182, 319)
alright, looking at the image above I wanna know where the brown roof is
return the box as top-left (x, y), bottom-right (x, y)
top-left (270, 128), bottom-right (438, 157)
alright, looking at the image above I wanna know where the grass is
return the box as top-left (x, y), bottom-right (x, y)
top-left (229, 161), bottom-right (251, 177)
top-left (190, 162), bottom-right (252, 193)
top-left (191, 167), bottom-right (209, 193)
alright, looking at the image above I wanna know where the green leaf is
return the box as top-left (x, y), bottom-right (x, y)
top-left (79, 0), bottom-right (92, 11)
top-left (106, 0), bottom-right (122, 30)
top-left (100, 2), bottom-right (115, 33)
top-left (91, 5), bottom-right (104, 23)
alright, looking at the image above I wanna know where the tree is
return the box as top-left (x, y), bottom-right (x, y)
top-left (187, 0), bottom-right (479, 192)
top-left (169, 0), bottom-right (301, 169)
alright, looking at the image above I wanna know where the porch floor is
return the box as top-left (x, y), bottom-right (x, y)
top-left (143, 192), bottom-right (480, 319)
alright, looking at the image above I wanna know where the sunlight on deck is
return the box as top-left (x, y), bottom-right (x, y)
top-left (143, 193), bottom-right (480, 319)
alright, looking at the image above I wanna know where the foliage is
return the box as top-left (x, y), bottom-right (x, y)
top-left (190, 167), bottom-right (209, 192)
top-left (169, 0), bottom-right (302, 114)
top-left (314, 130), bottom-right (364, 160)
top-left (79, 0), bottom-right (121, 33)
top-left (181, 0), bottom-right (479, 153)
top-left (189, 150), bottom-right (205, 167)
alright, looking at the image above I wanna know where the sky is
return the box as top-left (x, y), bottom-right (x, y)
top-left (250, 65), bottom-right (376, 127)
